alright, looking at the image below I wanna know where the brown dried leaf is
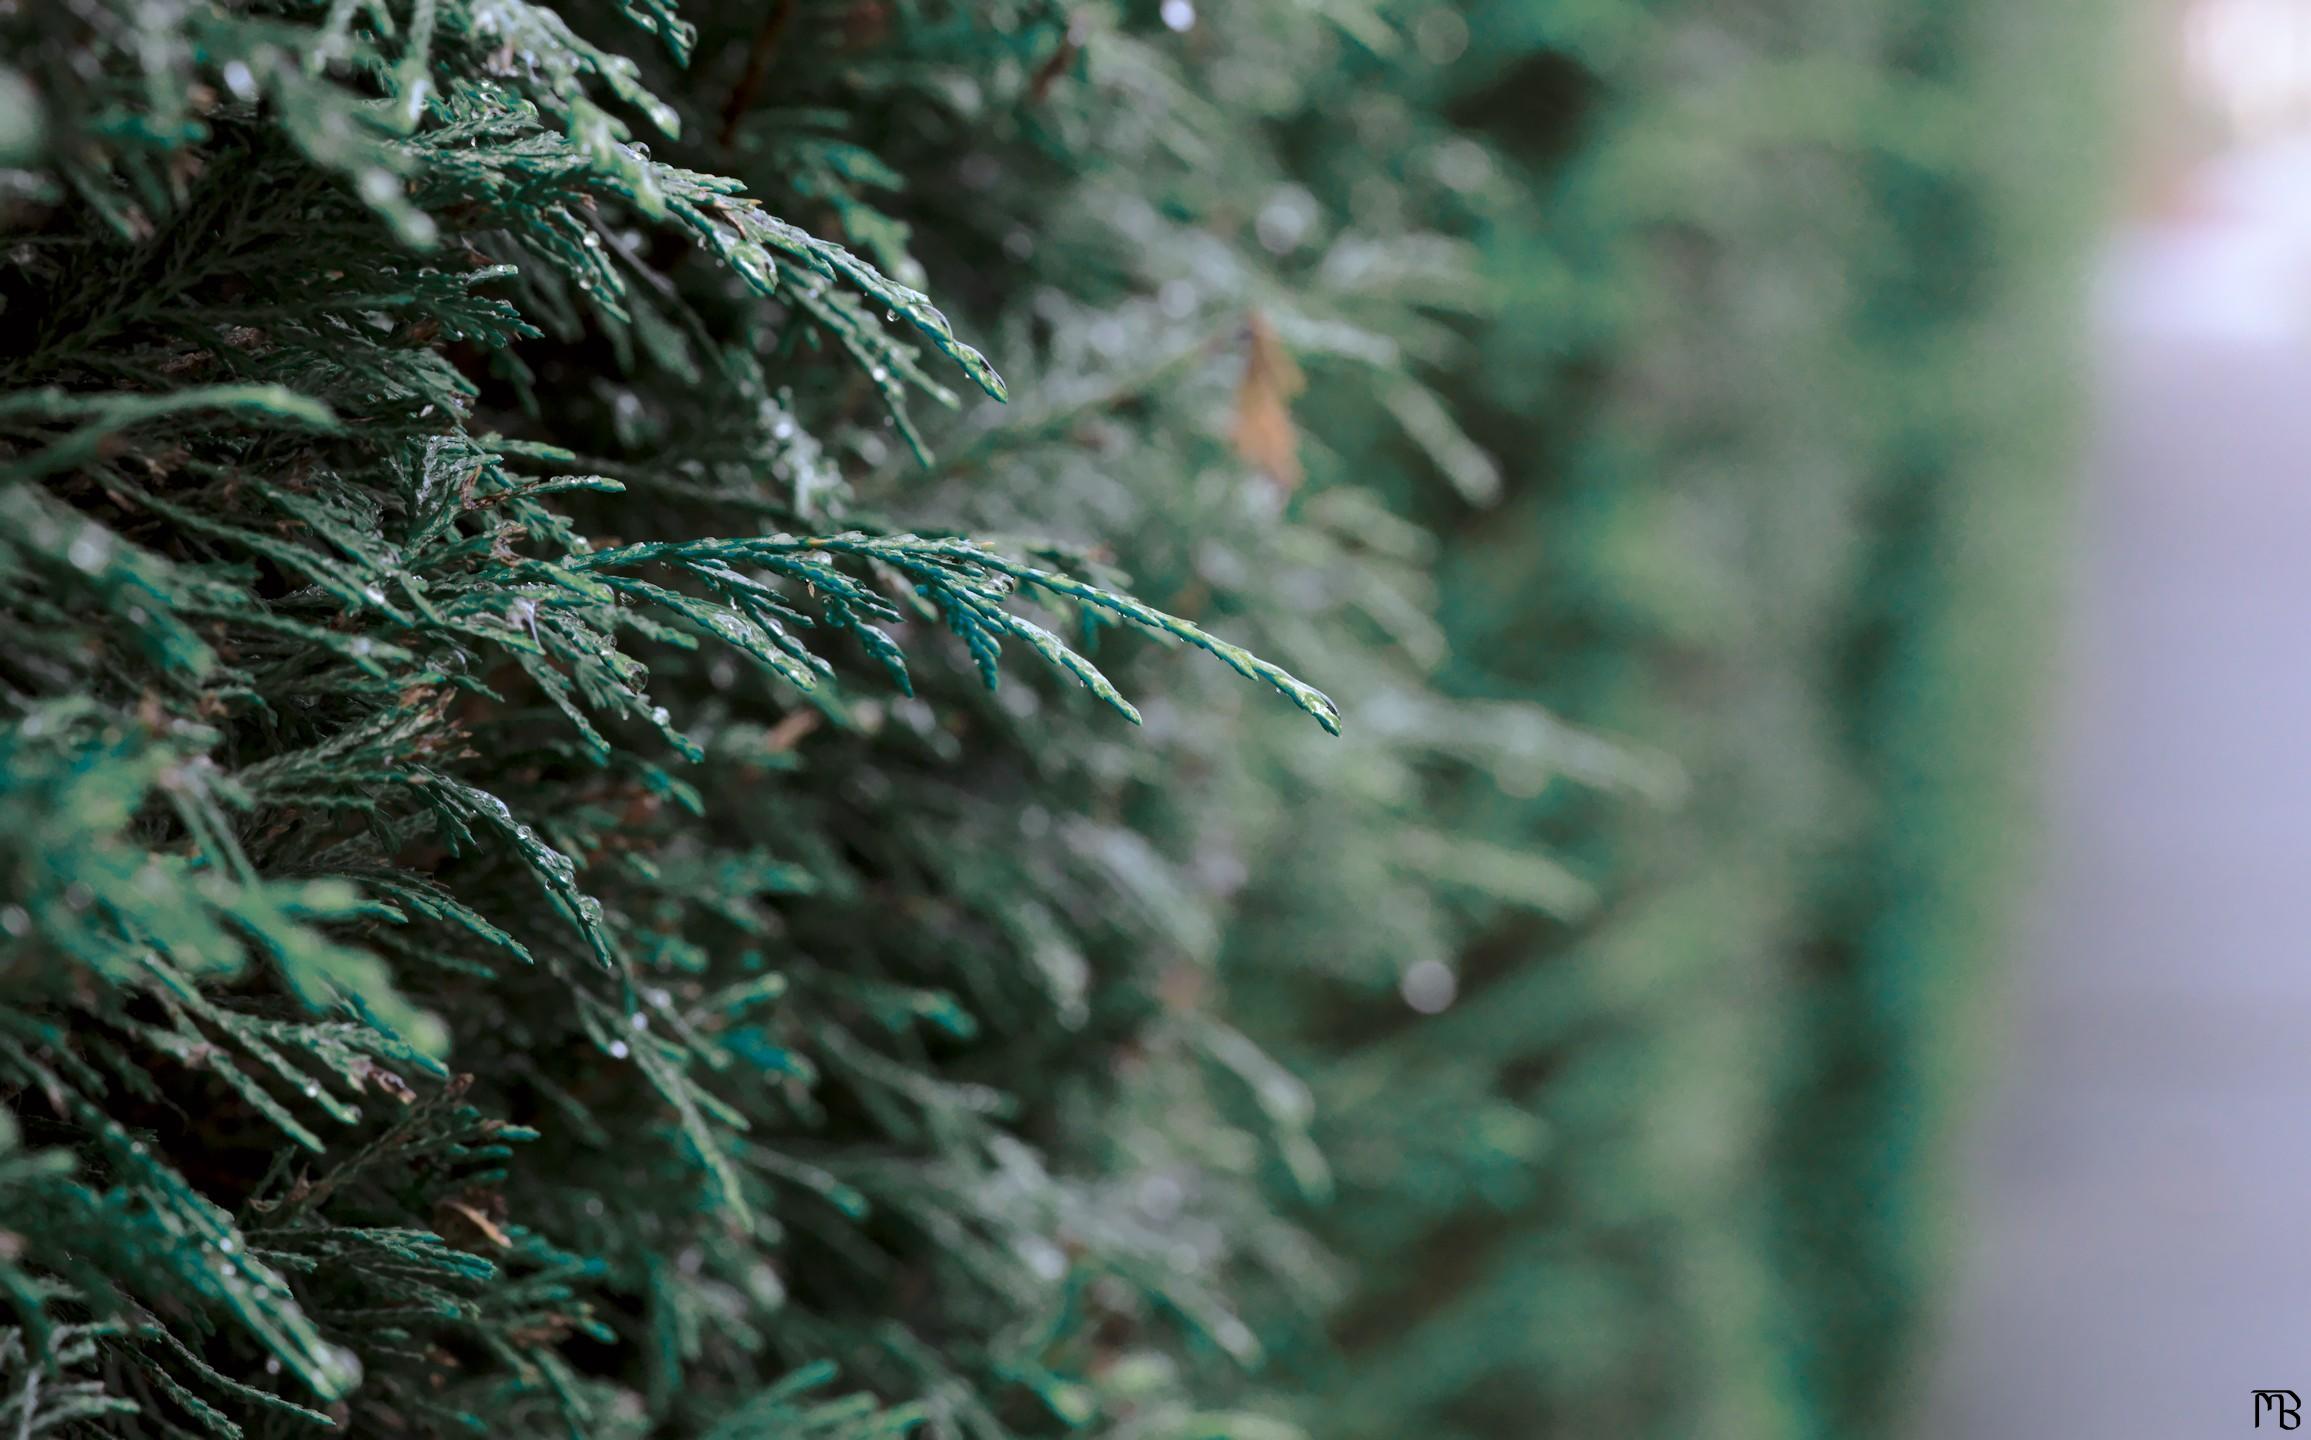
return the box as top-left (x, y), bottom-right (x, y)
top-left (1231, 311), bottom-right (1305, 491)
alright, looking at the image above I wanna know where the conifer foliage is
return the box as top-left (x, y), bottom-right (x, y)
top-left (1229, 5), bottom-right (2103, 1437)
top-left (0, 2), bottom-right (1464, 1435)
top-left (0, 0), bottom-right (2091, 1432)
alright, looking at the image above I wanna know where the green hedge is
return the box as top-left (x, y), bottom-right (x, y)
top-left (0, 1), bottom-right (2101, 1437)
top-left (0, 2), bottom-right (1587, 1436)
top-left (1234, 3), bottom-right (2108, 1436)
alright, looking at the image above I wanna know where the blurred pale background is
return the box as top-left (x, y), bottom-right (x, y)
top-left (1930, 1), bottom-right (2311, 1431)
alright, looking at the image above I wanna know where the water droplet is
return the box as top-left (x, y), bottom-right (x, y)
top-left (1256, 186), bottom-right (1318, 255)
top-left (1432, 137), bottom-right (1493, 193)
top-left (583, 1196), bottom-right (606, 1217)
top-left (884, 309), bottom-right (897, 322)
top-left (1019, 1236), bottom-right (1068, 1281)
top-left (0, 906), bottom-right (27, 937)
top-left (1138, 1173), bottom-right (1185, 1221)
top-left (1413, 8), bottom-right (1471, 65)
top-left (221, 59), bottom-right (257, 100)
top-left (265, 1357), bottom-right (282, 1376)
top-left (218, 1237), bottom-right (237, 1253)
top-left (868, 366), bottom-right (887, 384)
top-left (363, 586), bottom-right (386, 606)
top-left (1399, 958), bottom-right (1457, 1014)
top-left (650, 705), bottom-right (670, 725)
top-left (607, 1040), bottom-right (630, 1059)
top-left (322, 1344), bottom-right (364, 1388)
top-left (748, 1261), bottom-right (786, 1302)
top-left (629, 1011), bottom-right (650, 1032)
top-left (301, 1082), bottom-right (320, 1098)
top-left (1160, 0), bottom-right (1196, 31)
top-left (67, 526), bottom-right (110, 574)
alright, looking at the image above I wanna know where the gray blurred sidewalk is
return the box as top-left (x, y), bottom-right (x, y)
top-left (1928, 140), bottom-right (2311, 1437)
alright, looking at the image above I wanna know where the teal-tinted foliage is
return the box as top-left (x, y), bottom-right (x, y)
top-left (0, 0), bottom-right (2096, 1435)
top-left (0, 1), bottom-right (1630, 1437)
top-left (1217, 4), bottom-right (2102, 1438)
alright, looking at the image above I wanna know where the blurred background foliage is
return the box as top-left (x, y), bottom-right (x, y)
top-left (840, 0), bottom-right (2109, 1433)
top-left (1204, 2), bottom-right (2108, 1437)
top-left (0, 0), bottom-right (2102, 1436)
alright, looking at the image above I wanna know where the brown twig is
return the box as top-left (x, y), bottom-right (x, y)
top-left (1030, 12), bottom-right (1086, 105)
top-left (718, 0), bottom-right (797, 150)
